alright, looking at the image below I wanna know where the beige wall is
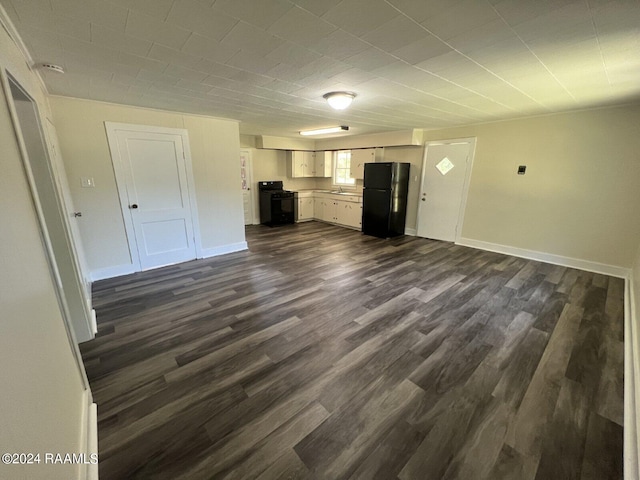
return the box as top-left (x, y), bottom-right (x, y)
top-left (419, 104), bottom-right (640, 269)
top-left (0, 24), bottom-right (87, 480)
top-left (51, 97), bottom-right (244, 273)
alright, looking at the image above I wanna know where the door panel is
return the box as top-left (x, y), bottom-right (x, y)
top-left (417, 140), bottom-right (474, 242)
top-left (127, 138), bottom-right (186, 210)
top-left (362, 189), bottom-right (391, 236)
top-left (114, 129), bottom-right (197, 270)
top-left (141, 219), bottom-right (190, 254)
top-left (363, 162), bottom-right (392, 189)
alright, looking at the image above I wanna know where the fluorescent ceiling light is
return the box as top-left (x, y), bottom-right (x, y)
top-left (323, 91), bottom-right (356, 110)
top-left (299, 126), bottom-right (349, 136)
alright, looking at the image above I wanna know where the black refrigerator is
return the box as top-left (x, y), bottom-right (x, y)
top-left (362, 162), bottom-right (410, 238)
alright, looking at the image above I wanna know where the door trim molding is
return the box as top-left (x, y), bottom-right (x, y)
top-left (416, 137), bottom-right (477, 243)
top-left (104, 122), bottom-right (203, 271)
top-left (240, 148), bottom-right (257, 225)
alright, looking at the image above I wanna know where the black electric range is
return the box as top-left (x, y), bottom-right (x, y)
top-left (258, 181), bottom-right (296, 226)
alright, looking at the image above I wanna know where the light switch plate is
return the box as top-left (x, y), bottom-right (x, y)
top-left (81, 177), bottom-right (95, 188)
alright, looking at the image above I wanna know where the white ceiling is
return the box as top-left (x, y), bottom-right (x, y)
top-left (2, 0), bottom-right (639, 137)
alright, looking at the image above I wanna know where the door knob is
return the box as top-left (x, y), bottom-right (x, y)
top-left (130, 204), bottom-right (138, 209)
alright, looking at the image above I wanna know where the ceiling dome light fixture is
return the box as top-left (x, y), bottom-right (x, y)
top-left (323, 91), bottom-right (356, 110)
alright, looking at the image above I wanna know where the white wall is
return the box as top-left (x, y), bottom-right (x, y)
top-left (50, 97), bottom-right (245, 275)
top-left (419, 104), bottom-right (640, 270)
top-left (0, 20), bottom-right (88, 480)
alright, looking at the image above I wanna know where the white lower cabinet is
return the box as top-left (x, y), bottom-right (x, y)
top-left (335, 200), bottom-right (362, 229)
top-left (315, 198), bottom-right (334, 223)
top-left (312, 193), bottom-right (362, 230)
top-left (297, 196), bottom-right (314, 221)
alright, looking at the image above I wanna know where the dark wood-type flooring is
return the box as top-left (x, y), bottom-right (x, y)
top-left (82, 221), bottom-right (624, 480)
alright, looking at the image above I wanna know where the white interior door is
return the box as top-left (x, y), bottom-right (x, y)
top-left (110, 126), bottom-right (198, 271)
top-left (417, 139), bottom-right (476, 242)
top-left (240, 149), bottom-right (254, 225)
top-left (44, 119), bottom-right (92, 301)
top-left (6, 75), bottom-right (94, 344)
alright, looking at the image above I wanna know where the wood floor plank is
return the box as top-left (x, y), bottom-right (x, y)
top-left (580, 412), bottom-right (623, 480)
top-left (534, 378), bottom-right (590, 480)
top-left (82, 222), bottom-right (623, 480)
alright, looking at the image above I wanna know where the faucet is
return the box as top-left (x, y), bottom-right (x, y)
top-left (338, 186), bottom-right (343, 193)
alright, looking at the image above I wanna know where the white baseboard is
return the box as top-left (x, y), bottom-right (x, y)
top-left (626, 275), bottom-right (640, 480)
top-left (90, 309), bottom-right (97, 336)
top-left (200, 241), bottom-right (248, 259)
top-left (404, 228), bottom-right (417, 236)
top-left (77, 390), bottom-right (98, 480)
top-left (457, 237), bottom-right (631, 279)
top-left (89, 243), bottom-right (250, 280)
top-left (87, 403), bottom-right (98, 480)
top-left (90, 263), bottom-right (135, 282)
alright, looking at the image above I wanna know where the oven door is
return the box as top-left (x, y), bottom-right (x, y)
top-left (271, 196), bottom-right (295, 224)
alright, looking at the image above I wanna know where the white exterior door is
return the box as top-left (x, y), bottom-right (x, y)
top-left (108, 124), bottom-right (198, 271)
top-left (417, 138), bottom-right (475, 242)
top-left (240, 149), bottom-right (254, 225)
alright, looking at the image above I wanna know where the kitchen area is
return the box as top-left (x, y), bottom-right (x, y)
top-left (241, 134), bottom-right (424, 237)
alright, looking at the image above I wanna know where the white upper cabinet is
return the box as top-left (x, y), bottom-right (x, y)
top-left (315, 151), bottom-right (332, 178)
top-left (287, 150), bottom-right (332, 178)
top-left (350, 148), bottom-right (383, 179)
top-left (287, 151), bottom-right (315, 177)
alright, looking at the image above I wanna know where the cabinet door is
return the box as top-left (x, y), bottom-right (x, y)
top-left (350, 148), bottom-right (377, 179)
top-left (347, 202), bottom-right (363, 229)
top-left (335, 200), bottom-right (348, 225)
top-left (296, 198), bottom-right (305, 221)
top-left (317, 199), bottom-right (333, 222)
top-left (303, 151), bottom-right (315, 177)
top-left (287, 151), bottom-right (305, 178)
top-left (299, 197), bottom-right (314, 220)
top-left (314, 198), bottom-right (323, 220)
top-left (315, 151), bottom-right (332, 178)
top-left (324, 200), bottom-right (337, 222)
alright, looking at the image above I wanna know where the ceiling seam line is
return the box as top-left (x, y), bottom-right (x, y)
top-left (585, 0), bottom-right (612, 87)
top-left (486, 1), bottom-right (577, 103)
top-left (382, 0), bottom-right (548, 110)
top-left (275, 2), bottom-right (507, 115)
